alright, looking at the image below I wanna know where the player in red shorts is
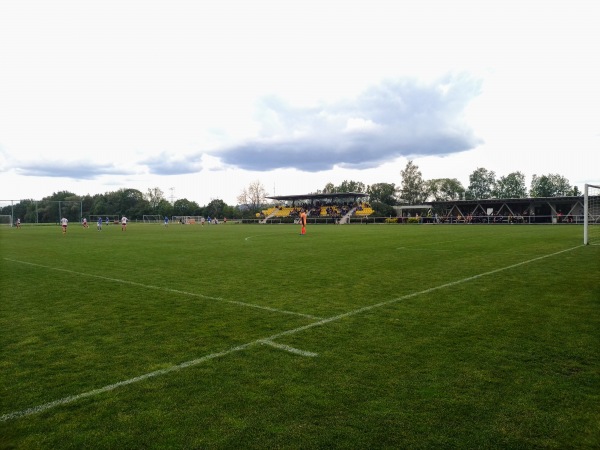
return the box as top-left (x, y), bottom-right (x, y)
top-left (61, 217), bottom-right (68, 234)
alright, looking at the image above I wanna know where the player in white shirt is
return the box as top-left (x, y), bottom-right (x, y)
top-left (61, 217), bottom-right (68, 234)
top-left (121, 216), bottom-right (128, 231)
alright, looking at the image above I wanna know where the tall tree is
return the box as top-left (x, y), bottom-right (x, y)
top-left (173, 198), bottom-right (200, 216)
top-left (338, 180), bottom-right (366, 193)
top-left (321, 182), bottom-right (336, 194)
top-left (530, 174), bottom-right (572, 197)
top-left (423, 178), bottom-right (465, 201)
top-left (493, 171), bottom-right (527, 198)
top-left (238, 181), bottom-right (268, 210)
top-left (400, 160), bottom-right (425, 205)
top-left (367, 183), bottom-right (397, 205)
top-left (145, 187), bottom-right (165, 210)
top-left (204, 199), bottom-right (228, 218)
top-left (466, 168), bottom-right (496, 199)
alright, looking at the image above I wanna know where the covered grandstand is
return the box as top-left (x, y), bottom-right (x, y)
top-left (262, 192), bottom-right (371, 224)
top-left (258, 192), bottom-right (586, 225)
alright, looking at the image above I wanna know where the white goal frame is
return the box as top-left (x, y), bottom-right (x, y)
top-left (172, 215), bottom-right (204, 224)
top-left (143, 215), bottom-right (162, 223)
top-left (584, 183), bottom-right (600, 245)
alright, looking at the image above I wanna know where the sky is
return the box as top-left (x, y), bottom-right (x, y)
top-left (1, 0), bottom-right (599, 206)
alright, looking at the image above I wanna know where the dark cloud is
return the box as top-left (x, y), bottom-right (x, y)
top-left (15, 160), bottom-right (133, 178)
top-left (142, 152), bottom-right (203, 175)
top-left (215, 75), bottom-right (482, 172)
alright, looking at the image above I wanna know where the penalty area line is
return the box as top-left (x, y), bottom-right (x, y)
top-left (3, 258), bottom-right (322, 321)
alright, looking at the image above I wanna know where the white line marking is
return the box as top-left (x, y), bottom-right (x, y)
top-left (396, 247), bottom-right (455, 252)
top-left (3, 258), bottom-right (322, 321)
top-left (0, 245), bottom-right (581, 422)
top-left (259, 339), bottom-right (318, 357)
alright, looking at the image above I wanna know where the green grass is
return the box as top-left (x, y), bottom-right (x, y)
top-left (1, 223), bottom-right (599, 449)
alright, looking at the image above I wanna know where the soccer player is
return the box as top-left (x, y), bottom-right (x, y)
top-left (300, 208), bottom-right (307, 235)
top-left (61, 217), bottom-right (68, 234)
top-left (16, 218), bottom-right (21, 229)
top-left (121, 216), bottom-right (128, 231)
top-left (97, 216), bottom-right (102, 231)
top-left (164, 216), bottom-right (169, 227)
top-left (82, 217), bottom-right (88, 228)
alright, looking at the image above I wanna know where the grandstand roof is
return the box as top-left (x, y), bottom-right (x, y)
top-left (267, 192), bottom-right (368, 202)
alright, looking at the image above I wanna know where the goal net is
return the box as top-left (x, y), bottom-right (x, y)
top-left (172, 215), bottom-right (204, 224)
top-left (584, 184), bottom-right (600, 245)
top-left (143, 215), bottom-right (162, 223)
top-left (0, 214), bottom-right (13, 226)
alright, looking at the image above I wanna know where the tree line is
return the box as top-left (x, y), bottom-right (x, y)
top-left (1, 188), bottom-right (243, 224)
top-left (309, 162), bottom-right (580, 216)
top-left (2, 163), bottom-right (580, 222)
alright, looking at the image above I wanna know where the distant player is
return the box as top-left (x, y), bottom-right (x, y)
top-left (16, 218), bottom-right (21, 229)
top-left (121, 216), bottom-right (128, 231)
top-left (164, 216), bottom-right (169, 227)
top-left (61, 217), bottom-right (68, 234)
top-left (105, 217), bottom-right (110, 226)
top-left (300, 209), bottom-right (307, 235)
top-left (82, 218), bottom-right (88, 228)
top-left (97, 216), bottom-right (102, 231)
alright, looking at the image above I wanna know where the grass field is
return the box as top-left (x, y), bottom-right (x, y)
top-left (1, 222), bottom-right (599, 449)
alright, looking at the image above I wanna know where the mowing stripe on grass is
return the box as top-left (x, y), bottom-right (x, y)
top-left (3, 258), bottom-right (322, 321)
top-left (0, 245), bottom-right (581, 423)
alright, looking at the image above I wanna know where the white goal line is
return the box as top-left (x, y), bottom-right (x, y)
top-left (0, 245), bottom-right (583, 423)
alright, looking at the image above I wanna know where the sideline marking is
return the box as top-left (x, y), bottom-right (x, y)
top-left (0, 245), bottom-right (581, 423)
top-left (259, 339), bottom-right (318, 357)
top-left (3, 258), bottom-right (322, 321)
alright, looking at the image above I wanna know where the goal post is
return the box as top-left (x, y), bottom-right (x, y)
top-left (584, 183), bottom-right (600, 245)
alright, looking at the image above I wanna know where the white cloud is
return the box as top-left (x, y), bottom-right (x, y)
top-left (0, 0), bottom-right (599, 205)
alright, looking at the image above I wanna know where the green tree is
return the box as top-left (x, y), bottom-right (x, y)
top-left (466, 168), bottom-right (496, 199)
top-left (156, 199), bottom-right (173, 218)
top-left (424, 178), bottom-right (465, 201)
top-left (400, 160), bottom-right (425, 205)
top-left (173, 198), bottom-right (200, 216)
top-left (321, 182), bottom-right (336, 194)
top-left (371, 201), bottom-right (397, 217)
top-left (338, 180), bottom-right (366, 193)
top-left (493, 171), bottom-right (527, 198)
top-left (367, 183), bottom-right (397, 205)
top-left (204, 199), bottom-right (228, 218)
top-left (530, 174), bottom-right (572, 197)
